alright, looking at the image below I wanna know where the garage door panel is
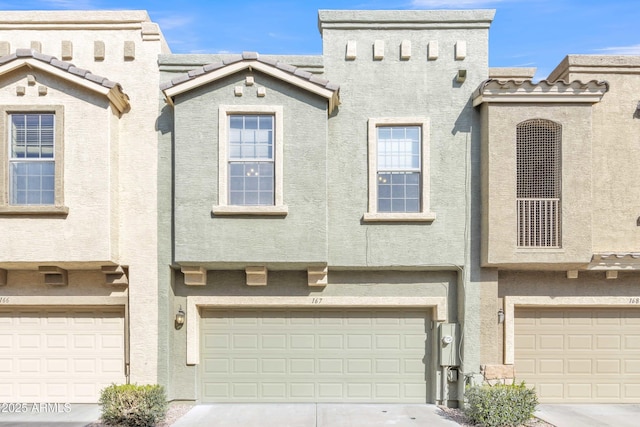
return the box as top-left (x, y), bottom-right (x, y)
top-left (377, 359), bottom-right (400, 374)
top-left (319, 334), bottom-right (342, 349)
top-left (515, 334), bottom-right (535, 350)
top-left (319, 358), bottom-right (343, 373)
top-left (539, 359), bottom-right (564, 374)
top-left (200, 308), bottom-right (430, 402)
top-left (594, 311), bottom-right (620, 325)
top-left (291, 334), bottom-right (314, 349)
top-left (291, 383), bottom-right (314, 398)
top-left (539, 334), bottom-right (563, 350)
top-left (405, 383), bottom-right (427, 398)
top-left (624, 360), bottom-right (640, 373)
top-left (404, 358), bottom-right (425, 374)
top-left (515, 308), bottom-right (640, 403)
top-left (625, 383), bottom-right (640, 397)
top-left (596, 359), bottom-right (621, 374)
top-left (566, 359), bottom-right (591, 374)
top-left (567, 335), bottom-right (591, 350)
top-left (0, 307), bottom-right (125, 403)
top-left (319, 383), bottom-right (342, 397)
top-left (404, 334), bottom-right (427, 349)
top-left (625, 335), bottom-right (640, 349)
top-left (263, 334), bottom-right (287, 349)
top-left (596, 335), bottom-right (621, 349)
top-left (596, 384), bottom-right (620, 399)
top-left (567, 383), bottom-right (591, 399)
top-left (377, 383), bottom-right (400, 397)
top-left (204, 334), bottom-right (229, 349)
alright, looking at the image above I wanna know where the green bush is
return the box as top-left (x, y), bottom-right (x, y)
top-left (463, 382), bottom-right (538, 427)
top-left (99, 384), bottom-right (168, 427)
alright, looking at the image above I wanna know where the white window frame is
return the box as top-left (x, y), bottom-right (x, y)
top-left (0, 105), bottom-right (67, 216)
top-left (212, 105), bottom-right (287, 216)
top-left (364, 117), bottom-right (435, 222)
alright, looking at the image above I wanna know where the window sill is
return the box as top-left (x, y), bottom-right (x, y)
top-left (0, 205), bottom-right (69, 217)
top-left (212, 205), bottom-right (289, 216)
top-left (363, 212), bottom-right (436, 222)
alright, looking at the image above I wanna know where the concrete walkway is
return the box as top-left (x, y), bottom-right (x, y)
top-left (536, 404), bottom-right (640, 427)
top-left (171, 403), bottom-right (462, 427)
top-left (0, 403), bottom-right (100, 426)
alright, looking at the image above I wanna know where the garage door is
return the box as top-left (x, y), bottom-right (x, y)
top-left (0, 307), bottom-right (126, 403)
top-left (515, 307), bottom-right (640, 403)
top-left (200, 308), bottom-right (430, 402)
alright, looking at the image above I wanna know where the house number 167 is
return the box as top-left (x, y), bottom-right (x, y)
top-left (311, 298), bottom-right (323, 304)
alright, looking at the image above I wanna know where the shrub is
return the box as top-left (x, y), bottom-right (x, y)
top-left (463, 381), bottom-right (538, 427)
top-left (99, 383), bottom-right (168, 427)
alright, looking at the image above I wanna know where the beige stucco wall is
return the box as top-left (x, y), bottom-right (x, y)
top-left (580, 73), bottom-right (640, 252)
top-left (0, 70), bottom-right (115, 264)
top-left (0, 11), bottom-right (169, 385)
top-left (547, 56), bottom-right (640, 253)
top-left (481, 103), bottom-right (595, 268)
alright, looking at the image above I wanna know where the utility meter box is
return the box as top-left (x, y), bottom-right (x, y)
top-left (439, 323), bottom-right (460, 367)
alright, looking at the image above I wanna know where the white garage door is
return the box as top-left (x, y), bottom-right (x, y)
top-left (200, 308), bottom-right (430, 403)
top-left (515, 307), bottom-right (640, 403)
top-left (0, 307), bottom-right (126, 403)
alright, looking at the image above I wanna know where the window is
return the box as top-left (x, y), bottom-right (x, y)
top-left (10, 113), bottom-right (55, 205)
top-left (364, 117), bottom-right (434, 222)
top-left (0, 106), bottom-right (66, 215)
top-left (213, 105), bottom-right (287, 215)
top-left (516, 119), bottom-right (561, 247)
top-left (228, 115), bottom-right (274, 206)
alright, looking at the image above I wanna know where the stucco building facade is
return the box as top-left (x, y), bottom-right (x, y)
top-left (474, 56), bottom-right (640, 403)
top-left (158, 10), bottom-right (494, 405)
top-left (1, 7), bottom-right (639, 408)
top-left (0, 11), bottom-right (169, 403)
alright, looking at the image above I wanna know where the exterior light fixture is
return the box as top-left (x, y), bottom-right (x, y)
top-left (497, 308), bottom-right (505, 324)
top-left (175, 306), bottom-right (185, 329)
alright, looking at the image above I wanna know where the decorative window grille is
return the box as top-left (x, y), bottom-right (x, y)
top-left (516, 119), bottom-right (561, 247)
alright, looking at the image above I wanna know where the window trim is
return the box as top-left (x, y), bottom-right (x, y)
top-left (212, 105), bottom-right (287, 216)
top-left (0, 105), bottom-right (67, 216)
top-left (516, 118), bottom-right (562, 248)
top-left (364, 117), bottom-right (435, 222)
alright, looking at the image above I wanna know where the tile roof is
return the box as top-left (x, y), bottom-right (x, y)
top-left (0, 48), bottom-right (123, 90)
top-left (160, 51), bottom-right (340, 93)
top-left (472, 78), bottom-right (609, 106)
top-left (0, 49), bottom-right (130, 114)
top-left (590, 253), bottom-right (640, 270)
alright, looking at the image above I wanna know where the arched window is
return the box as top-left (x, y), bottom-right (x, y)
top-left (516, 119), bottom-right (562, 247)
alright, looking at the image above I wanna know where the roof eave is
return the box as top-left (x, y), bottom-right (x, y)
top-left (0, 57), bottom-right (130, 114)
top-left (162, 60), bottom-right (340, 114)
top-left (472, 79), bottom-right (609, 107)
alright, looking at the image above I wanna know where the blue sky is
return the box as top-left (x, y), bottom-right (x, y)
top-left (1, 0), bottom-right (638, 80)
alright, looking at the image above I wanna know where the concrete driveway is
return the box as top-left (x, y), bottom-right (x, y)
top-left (171, 403), bottom-right (462, 427)
top-left (536, 404), bottom-right (640, 427)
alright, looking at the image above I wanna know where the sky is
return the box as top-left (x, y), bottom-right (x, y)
top-left (1, 0), bottom-right (639, 80)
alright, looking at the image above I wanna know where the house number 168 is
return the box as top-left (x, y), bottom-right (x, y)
top-left (630, 298), bottom-right (640, 304)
